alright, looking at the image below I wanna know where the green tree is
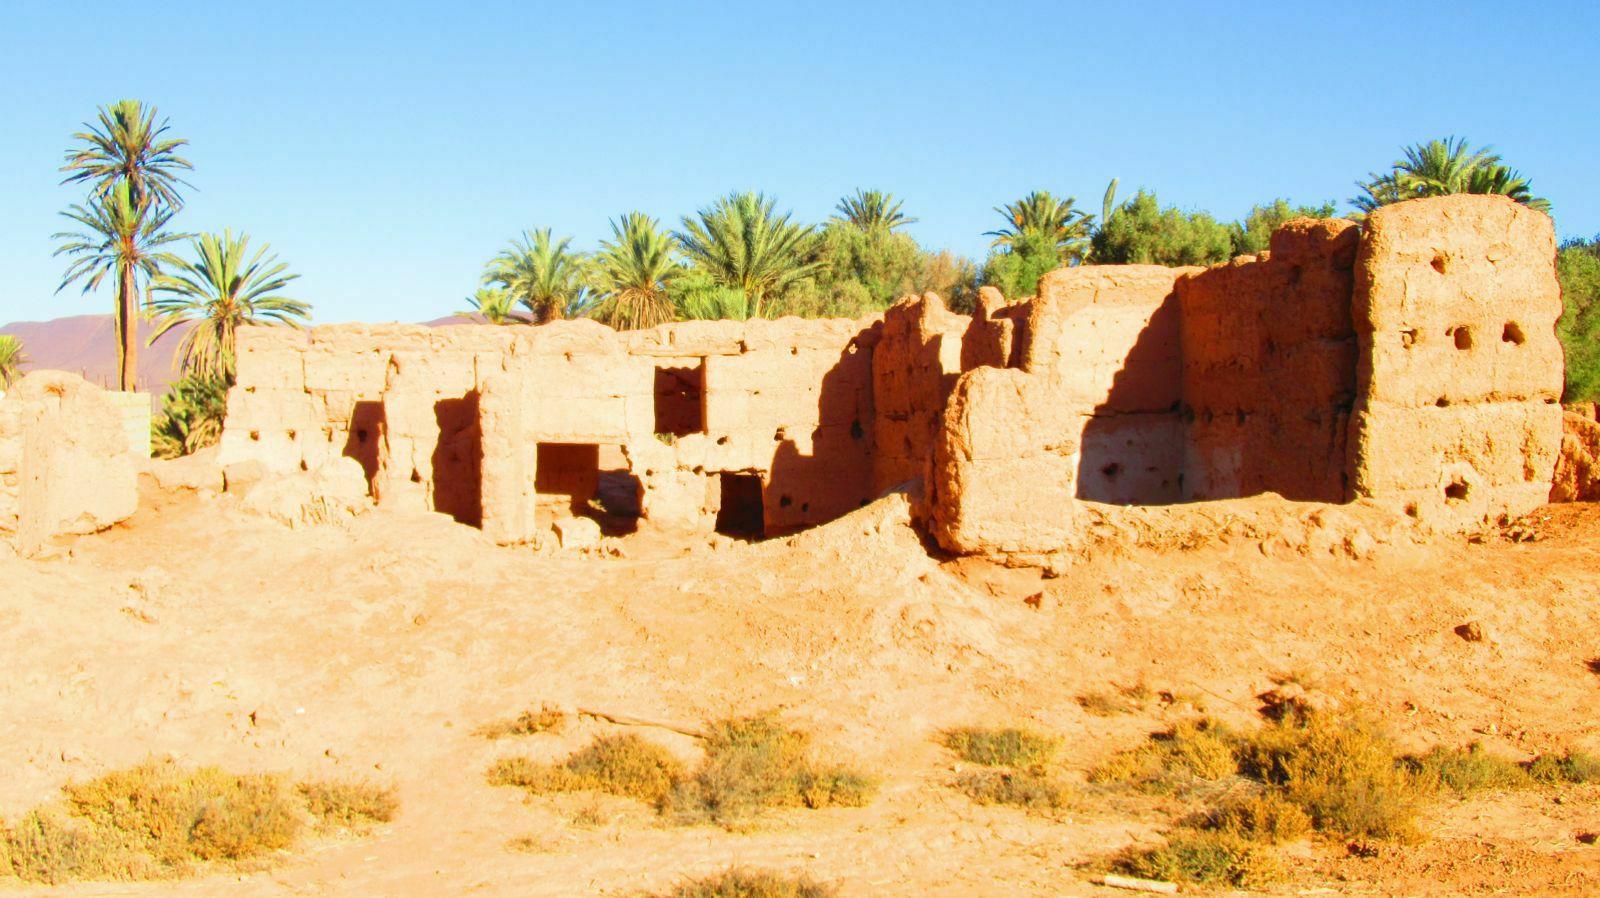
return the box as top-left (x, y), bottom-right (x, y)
top-left (588, 212), bottom-right (682, 330)
top-left (671, 269), bottom-right (751, 321)
top-left (986, 191), bottom-right (1094, 264)
top-left (1089, 190), bottom-right (1234, 267)
top-left (53, 180), bottom-right (186, 391)
top-left (1230, 199), bottom-right (1339, 255)
top-left (148, 230), bottom-right (309, 381)
top-left (833, 189), bottom-right (916, 232)
top-left (151, 372), bottom-right (229, 459)
top-left (483, 229), bottom-right (588, 323)
top-left (61, 100), bottom-right (192, 210)
top-left (1558, 237), bottom-right (1600, 402)
top-left (789, 221), bottom-right (923, 315)
top-left (462, 286), bottom-right (521, 324)
top-left (58, 101), bottom-right (192, 391)
top-left (1352, 137), bottom-right (1550, 215)
top-left (913, 250), bottom-right (980, 312)
top-left (980, 230), bottom-right (1061, 299)
top-left (677, 192), bottom-right (819, 318)
top-left (0, 335), bottom-right (26, 388)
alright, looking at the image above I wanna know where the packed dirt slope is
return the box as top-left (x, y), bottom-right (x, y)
top-left (2, 483), bottom-right (1599, 896)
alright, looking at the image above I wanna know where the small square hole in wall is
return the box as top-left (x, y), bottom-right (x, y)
top-left (654, 363), bottom-right (705, 436)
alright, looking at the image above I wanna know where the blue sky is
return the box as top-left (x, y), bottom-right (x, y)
top-left (1, 0), bottom-right (1594, 325)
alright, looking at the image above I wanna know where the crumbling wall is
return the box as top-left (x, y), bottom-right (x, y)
top-left (871, 294), bottom-right (968, 494)
top-left (929, 265), bottom-right (1192, 554)
top-left (0, 371), bottom-right (139, 555)
top-left (1347, 195), bottom-right (1564, 527)
top-left (1178, 218), bottom-right (1359, 502)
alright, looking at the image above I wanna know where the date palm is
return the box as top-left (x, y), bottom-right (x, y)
top-left (53, 181), bottom-right (186, 391)
top-left (588, 212), bottom-right (682, 330)
top-left (148, 230), bottom-right (309, 382)
top-left (834, 189), bottom-right (916, 232)
top-left (1353, 137), bottom-right (1550, 214)
top-left (987, 191), bottom-right (1093, 264)
top-left (677, 192), bottom-right (819, 318)
top-left (61, 99), bottom-right (193, 211)
top-left (462, 286), bottom-right (521, 324)
top-left (0, 335), bottom-right (26, 388)
top-left (483, 229), bottom-right (588, 324)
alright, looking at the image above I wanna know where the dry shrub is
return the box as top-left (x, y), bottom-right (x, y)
top-left (1235, 714), bottom-right (1423, 840)
top-left (1089, 719), bottom-right (1237, 794)
top-left (0, 761), bottom-right (386, 884)
top-left (488, 734), bottom-right (686, 806)
top-left (476, 704), bottom-right (568, 739)
top-left (297, 781), bottom-right (399, 829)
top-left (656, 867), bottom-right (836, 898)
top-left (941, 727), bottom-right (1060, 768)
top-left (1526, 750), bottom-right (1600, 785)
top-left (1114, 831), bottom-right (1282, 889)
top-left (1201, 792), bottom-right (1311, 843)
top-left (955, 769), bottom-right (1069, 809)
top-left (669, 716), bottom-right (876, 825)
top-left (1404, 743), bottom-right (1531, 795)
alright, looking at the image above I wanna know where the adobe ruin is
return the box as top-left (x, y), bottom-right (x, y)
top-left (212, 195), bottom-right (1567, 557)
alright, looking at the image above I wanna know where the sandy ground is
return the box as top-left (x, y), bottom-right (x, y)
top-left (3, 482), bottom-right (1600, 896)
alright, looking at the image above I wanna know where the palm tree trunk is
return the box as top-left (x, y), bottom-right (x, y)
top-left (118, 261), bottom-right (139, 391)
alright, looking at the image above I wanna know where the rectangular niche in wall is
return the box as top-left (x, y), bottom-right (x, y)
top-left (654, 362), bottom-right (705, 436)
top-left (715, 472), bottom-right (764, 538)
top-left (535, 442), bottom-right (599, 516)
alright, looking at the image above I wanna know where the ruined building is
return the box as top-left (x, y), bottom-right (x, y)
top-left (213, 195), bottom-right (1566, 556)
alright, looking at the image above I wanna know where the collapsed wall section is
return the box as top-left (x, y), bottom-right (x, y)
top-left (1348, 195), bottom-right (1564, 526)
top-left (1177, 218), bottom-right (1359, 502)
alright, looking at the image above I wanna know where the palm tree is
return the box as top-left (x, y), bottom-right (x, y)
top-left (148, 230), bottom-right (309, 382)
top-left (54, 181), bottom-right (186, 391)
top-left (482, 229), bottom-right (588, 323)
top-left (1353, 137), bottom-right (1550, 214)
top-left (462, 286), bottom-right (521, 324)
top-left (677, 192), bottom-right (820, 318)
top-left (61, 100), bottom-right (193, 210)
top-left (588, 213), bottom-right (682, 331)
top-left (834, 189), bottom-right (916, 231)
top-left (0, 335), bottom-right (26, 388)
top-left (986, 191), bottom-right (1094, 264)
top-left (151, 372), bottom-right (229, 459)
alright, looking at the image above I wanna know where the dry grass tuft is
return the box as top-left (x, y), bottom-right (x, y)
top-left (1088, 719), bottom-right (1237, 794)
top-left (487, 733), bottom-right (686, 806)
top-left (488, 716), bottom-right (875, 827)
top-left (476, 703), bottom-right (568, 739)
top-left (0, 761), bottom-right (394, 884)
top-left (1077, 682), bottom-right (1155, 717)
top-left (1199, 791), bottom-right (1311, 843)
top-left (654, 868), bottom-right (836, 898)
top-left (940, 727), bottom-right (1060, 768)
top-left (669, 716), bottom-right (876, 825)
top-left (1113, 831), bottom-right (1282, 889)
top-left (1404, 743), bottom-right (1531, 795)
top-left (297, 781), bottom-right (399, 829)
top-left (954, 769), bottom-right (1069, 809)
top-left (1526, 750), bottom-right (1600, 785)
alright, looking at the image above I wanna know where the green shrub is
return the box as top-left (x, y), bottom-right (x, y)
top-left (954, 769), bottom-right (1069, 809)
top-left (1526, 750), bottom-right (1600, 785)
top-left (1114, 831), bottom-right (1282, 888)
top-left (1089, 719), bottom-right (1237, 794)
top-left (656, 867), bottom-right (836, 898)
top-left (941, 727), bottom-right (1061, 768)
top-left (1404, 743), bottom-right (1531, 795)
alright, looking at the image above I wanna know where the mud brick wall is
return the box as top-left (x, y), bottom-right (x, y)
top-left (1348, 195), bottom-right (1564, 526)
top-left (1178, 219), bottom-right (1360, 502)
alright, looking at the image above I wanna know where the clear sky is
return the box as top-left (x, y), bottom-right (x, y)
top-left (1, 0), bottom-right (1594, 325)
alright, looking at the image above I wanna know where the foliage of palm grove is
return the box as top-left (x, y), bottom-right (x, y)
top-left (52, 100), bottom-right (310, 457)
